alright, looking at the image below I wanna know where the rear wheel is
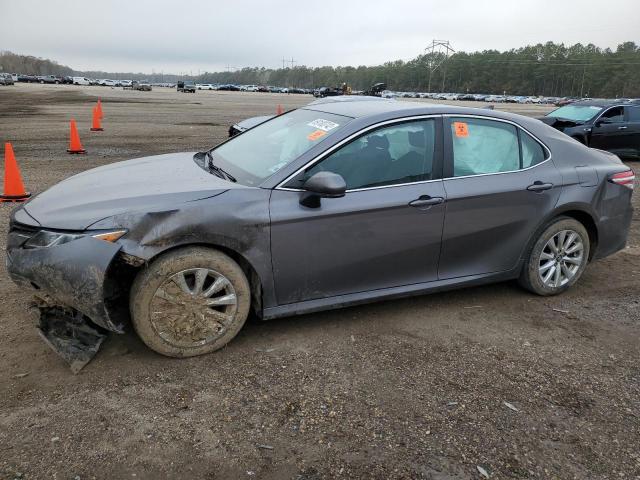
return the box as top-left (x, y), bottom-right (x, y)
top-left (519, 217), bottom-right (590, 296)
top-left (130, 247), bottom-right (251, 357)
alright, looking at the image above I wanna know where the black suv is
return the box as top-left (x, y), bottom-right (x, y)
top-left (540, 99), bottom-right (640, 159)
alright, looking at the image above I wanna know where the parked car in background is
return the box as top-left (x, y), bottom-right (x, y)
top-left (17, 75), bottom-right (37, 83)
top-left (177, 80), bottom-right (196, 93)
top-left (218, 84), bottom-right (241, 91)
top-left (0, 73), bottom-right (15, 85)
top-left (314, 86), bottom-right (343, 98)
top-left (540, 99), bottom-right (640, 158)
top-left (120, 80), bottom-right (132, 88)
top-left (555, 97), bottom-right (577, 107)
top-left (228, 115), bottom-right (274, 137)
top-left (6, 99), bottom-right (634, 369)
top-left (72, 77), bottom-right (91, 86)
top-left (132, 80), bottom-right (152, 91)
top-left (37, 75), bottom-right (62, 84)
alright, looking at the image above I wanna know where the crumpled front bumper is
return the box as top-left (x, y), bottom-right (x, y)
top-left (6, 229), bottom-right (125, 333)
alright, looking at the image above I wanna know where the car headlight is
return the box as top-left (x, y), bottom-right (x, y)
top-left (23, 229), bottom-right (127, 249)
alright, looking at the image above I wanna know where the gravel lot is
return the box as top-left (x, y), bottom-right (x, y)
top-left (0, 84), bottom-right (638, 480)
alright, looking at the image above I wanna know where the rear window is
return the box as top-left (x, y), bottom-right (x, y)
top-left (451, 118), bottom-right (519, 176)
top-left (628, 106), bottom-right (640, 122)
top-left (449, 118), bottom-right (547, 177)
top-left (520, 131), bottom-right (547, 168)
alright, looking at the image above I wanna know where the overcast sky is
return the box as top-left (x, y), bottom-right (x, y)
top-left (1, 0), bottom-right (638, 73)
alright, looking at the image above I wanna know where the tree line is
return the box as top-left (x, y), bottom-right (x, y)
top-left (2, 41), bottom-right (639, 97)
top-left (196, 42), bottom-right (639, 98)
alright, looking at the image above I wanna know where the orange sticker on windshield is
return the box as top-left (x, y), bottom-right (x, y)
top-left (307, 129), bottom-right (327, 141)
top-left (453, 121), bottom-right (469, 138)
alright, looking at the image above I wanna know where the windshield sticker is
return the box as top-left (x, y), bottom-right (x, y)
top-left (307, 129), bottom-right (327, 141)
top-left (307, 119), bottom-right (340, 132)
top-left (453, 121), bottom-right (469, 138)
top-left (267, 161), bottom-right (288, 174)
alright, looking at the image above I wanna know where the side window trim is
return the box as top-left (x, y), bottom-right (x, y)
top-left (517, 128), bottom-right (524, 170)
top-left (442, 115), bottom-right (552, 180)
top-left (277, 115), bottom-right (444, 192)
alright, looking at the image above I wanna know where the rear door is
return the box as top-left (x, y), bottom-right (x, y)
top-left (438, 116), bottom-right (562, 279)
top-left (270, 117), bottom-right (446, 305)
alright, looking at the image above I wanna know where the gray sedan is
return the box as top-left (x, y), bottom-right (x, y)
top-left (6, 100), bottom-right (635, 367)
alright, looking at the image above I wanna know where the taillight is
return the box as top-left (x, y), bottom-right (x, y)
top-left (608, 170), bottom-right (635, 190)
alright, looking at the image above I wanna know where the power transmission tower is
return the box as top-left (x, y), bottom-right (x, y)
top-left (423, 40), bottom-right (455, 92)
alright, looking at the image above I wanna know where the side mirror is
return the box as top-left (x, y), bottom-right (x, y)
top-left (300, 171), bottom-right (346, 207)
top-left (596, 117), bottom-right (612, 127)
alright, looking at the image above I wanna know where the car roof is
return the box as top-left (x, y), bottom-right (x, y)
top-left (569, 99), bottom-right (636, 108)
top-left (302, 98), bottom-right (530, 123)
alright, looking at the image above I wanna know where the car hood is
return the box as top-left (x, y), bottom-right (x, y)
top-left (23, 152), bottom-right (238, 230)
top-left (538, 116), bottom-right (584, 130)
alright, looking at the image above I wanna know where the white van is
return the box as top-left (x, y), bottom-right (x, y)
top-left (72, 77), bottom-right (91, 86)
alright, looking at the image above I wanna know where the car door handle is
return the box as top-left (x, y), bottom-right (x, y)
top-left (409, 195), bottom-right (444, 207)
top-left (618, 126), bottom-right (628, 130)
top-left (527, 181), bottom-right (554, 192)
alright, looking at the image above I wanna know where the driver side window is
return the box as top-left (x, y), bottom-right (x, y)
top-left (600, 106), bottom-right (624, 123)
top-left (303, 120), bottom-right (436, 190)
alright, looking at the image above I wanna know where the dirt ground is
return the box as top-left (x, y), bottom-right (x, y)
top-left (0, 84), bottom-right (638, 480)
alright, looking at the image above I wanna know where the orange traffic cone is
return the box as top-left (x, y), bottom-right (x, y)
top-left (90, 106), bottom-right (103, 131)
top-left (1, 143), bottom-right (31, 202)
top-left (276, 104), bottom-right (284, 115)
top-left (96, 98), bottom-right (104, 119)
top-left (67, 119), bottom-right (86, 154)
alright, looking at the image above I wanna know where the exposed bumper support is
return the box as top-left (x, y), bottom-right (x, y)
top-left (36, 304), bottom-right (107, 373)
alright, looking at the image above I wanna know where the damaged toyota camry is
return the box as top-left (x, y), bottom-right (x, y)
top-left (6, 100), bottom-right (635, 370)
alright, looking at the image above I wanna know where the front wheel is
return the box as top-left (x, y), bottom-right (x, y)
top-left (519, 217), bottom-right (590, 296)
top-left (130, 247), bottom-right (251, 357)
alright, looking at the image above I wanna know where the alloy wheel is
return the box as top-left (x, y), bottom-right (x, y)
top-left (538, 229), bottom-right (584, 288)
top-left (149, 268), bottom-right (238, 348)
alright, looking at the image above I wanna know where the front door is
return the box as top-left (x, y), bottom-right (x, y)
top-left (589, 106), bottom-right (629, 154)
top-left (270, 117), bottom-right (446, 305)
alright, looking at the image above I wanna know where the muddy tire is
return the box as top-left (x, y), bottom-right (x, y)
top-left (519, 217), bottom-right (590, 296)
top-left (130, 247), bottom-right (251, 357)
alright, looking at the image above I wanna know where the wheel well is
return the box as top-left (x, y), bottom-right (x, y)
top-left (115, 243), bottom-right (264, 318)
top-left (557, 210), bottom-right (598, 260)
top-left (208, 245), bottom-right (263, 316)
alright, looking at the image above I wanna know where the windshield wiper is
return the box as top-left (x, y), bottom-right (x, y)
top-left (204, 151), bottom-right (236, 182)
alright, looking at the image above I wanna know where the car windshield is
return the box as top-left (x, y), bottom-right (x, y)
top-left (547, 105), bottom-right (603, 122)
top-left (208, 109), bottom-right (352, 186)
